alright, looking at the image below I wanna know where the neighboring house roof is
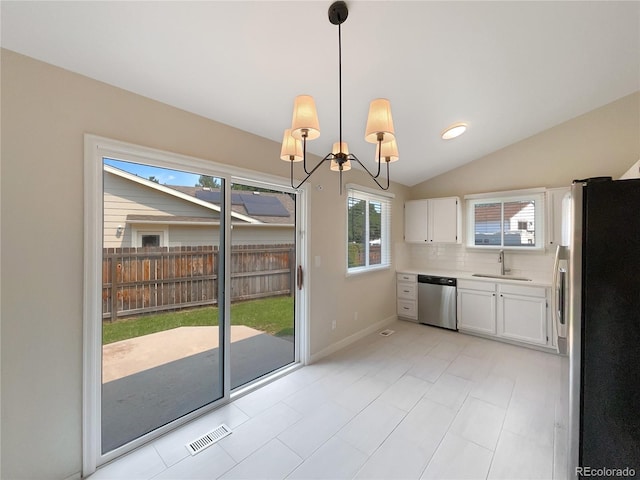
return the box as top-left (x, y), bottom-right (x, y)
top-left (169, 186), bottom-right (296, 225)
top-left (104, 165), bottom-right (259, 224)
top-left (125, 214), bottom-right (220, 225)
top-left (474, 201), bottom-right (533, 222)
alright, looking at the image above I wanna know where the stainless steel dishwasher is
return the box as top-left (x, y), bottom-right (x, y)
top-left (417, 275), bottom-right (457, 330)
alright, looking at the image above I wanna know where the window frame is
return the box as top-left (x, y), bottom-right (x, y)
top-left (465, 189), bottom-right (545, 251)
top-left (132, 226), bottom-right (169, 247)
top-left (346, 184), bottom-right (393, 275)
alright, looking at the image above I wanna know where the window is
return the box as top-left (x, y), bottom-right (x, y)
top-left (347, 186), bottom-right (392, 272)
top-left (132, 227), bottom-right (168, 248)
top-left (141, 234), bottom-right (160, 247)
top-left (466, 190), bottom-right (544, 249)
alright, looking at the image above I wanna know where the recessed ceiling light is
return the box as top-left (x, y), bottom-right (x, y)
top-left (441, 123), bottom-right (467, 140)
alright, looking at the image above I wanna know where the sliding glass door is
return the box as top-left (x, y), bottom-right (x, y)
top-left (229, 182), bottom-right (297, 389)
top-left (101, 159), bottom-right (226, 453)
top-left (86, 139), bottom-right (303, 472)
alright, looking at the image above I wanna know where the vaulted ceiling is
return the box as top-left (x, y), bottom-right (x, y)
top-left (2, 1), bottom-right (639, 186)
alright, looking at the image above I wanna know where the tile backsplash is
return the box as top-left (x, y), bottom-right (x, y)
top-left (405, 243), bottom-right (555, 281)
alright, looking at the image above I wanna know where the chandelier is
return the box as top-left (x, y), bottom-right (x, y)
top-left (279, 1), bottom-right (399, 194)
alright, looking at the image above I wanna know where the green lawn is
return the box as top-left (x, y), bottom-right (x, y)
top-left (103, 296), bottom-right (294, 345)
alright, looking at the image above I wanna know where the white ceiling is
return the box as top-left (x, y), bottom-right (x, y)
top-left (2, 1), bottom-right (639, 186)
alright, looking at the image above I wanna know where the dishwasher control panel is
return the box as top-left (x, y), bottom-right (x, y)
top-left (418, 275), bottom-right (457, 286)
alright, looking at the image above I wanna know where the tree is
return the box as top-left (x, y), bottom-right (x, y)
top-left (348, 199), bottom-right (382, 244)
top-left (348, 198), bottom-right (365, 244)
top-left (197, 175), bottom-right (220, 188)
top-left (148, 176), bottom-right (160, 184)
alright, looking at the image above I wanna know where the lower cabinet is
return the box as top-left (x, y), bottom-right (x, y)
top-left (457, 282), bottom-right (496, 335)
top-left (396, 273), bottom-right (418, 322)
top-left (498, 284), bottom-right (548, 346)
top-left (458, 279), bottom-right (549, 348)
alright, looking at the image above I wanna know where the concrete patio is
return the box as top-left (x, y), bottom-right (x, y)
top-left (101, 326), bottom-right (294, 453)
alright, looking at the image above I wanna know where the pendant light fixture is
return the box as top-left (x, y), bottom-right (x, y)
top-left (280, 1), bottom-right (399, 194)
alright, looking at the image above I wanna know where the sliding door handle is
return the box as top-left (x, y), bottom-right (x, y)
top-left (297, 265), bottom-right (303, 290)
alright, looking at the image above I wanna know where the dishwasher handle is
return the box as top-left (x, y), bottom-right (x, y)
top-left (418, 275), bottom-right (457, 286)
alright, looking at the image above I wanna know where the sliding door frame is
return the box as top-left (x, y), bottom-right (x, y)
top-left (83, 135), bottom-right (309, 476)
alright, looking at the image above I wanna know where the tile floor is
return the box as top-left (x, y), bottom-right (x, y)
top-left (89, 320), bottom-right (567, 480)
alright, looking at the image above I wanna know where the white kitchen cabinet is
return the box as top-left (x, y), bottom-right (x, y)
top-left (396, 273), bottom-right (418, 321)
top-left (404, 196), bottom-right (460, 244)
top-left (404, 200), bottom-right (429, 243)
top-left (457, 279), bottom-right (550, 349)
top-left (546, 187), bottom-right (570, 247)
top-left (497, 284), bottom-right (548, 346)
top-left (457, 280), bottom-right (496, 335)
top-left (620, 159), bottom-right (640, 179)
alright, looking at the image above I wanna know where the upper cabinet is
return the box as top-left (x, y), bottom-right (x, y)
top-left (404, 199), bottom-right (429, 243)
top-left (620, 159), bottom-right (640, 179)
top-left (405, 196), bottom-right (461, 244)
top-left (545, 187), bottom-right (570, 247)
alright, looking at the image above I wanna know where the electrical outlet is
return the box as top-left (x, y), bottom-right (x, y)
top-left (331, 320), bottom-right (336, 330)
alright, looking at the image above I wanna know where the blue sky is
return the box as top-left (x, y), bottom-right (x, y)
top-left (104, 158), bottom-right (204, 187)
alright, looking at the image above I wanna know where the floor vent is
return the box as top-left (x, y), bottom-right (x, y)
top-left (379, 329), bottom-right (395, 337)
top-left (185, 424), bottom-right (232, 456)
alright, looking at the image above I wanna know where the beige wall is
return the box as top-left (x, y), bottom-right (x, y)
top-left (0, 49), bottom-right (408, 479)
top-left (410, 91), bottom-right (640, 199)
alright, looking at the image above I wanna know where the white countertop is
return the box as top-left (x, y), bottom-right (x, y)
top-left (397, 268), bottom-right (552, 287)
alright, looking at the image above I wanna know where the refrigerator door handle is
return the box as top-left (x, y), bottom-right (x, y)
top-left (558, 269), bottom-right (567, 333)
top-left (552, 245), bottom-right (568, 344)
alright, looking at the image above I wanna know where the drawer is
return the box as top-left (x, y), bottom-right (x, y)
top-left (397, 273), bottom-right (417, 283)
top-left (397, 282), bottom-right (417, 300)
top-left (499, 283), bottom-right (546, 298)
top-left (457, 279), bottom-right (496, 292)
top-left (397, 299), bottom-right (417, 319)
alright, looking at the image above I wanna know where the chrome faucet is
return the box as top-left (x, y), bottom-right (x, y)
top-left (498, 249), bottom-right (510, 275)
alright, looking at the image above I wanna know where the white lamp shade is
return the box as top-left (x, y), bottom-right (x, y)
top-left (375, 138), bottom-right (399, 163)
top-left (330, 158), bottom-right (352, 171)
top-left (291, 95), bottom-right (321, 140)
top-left (332, 141), bottom-right (350, 155)
top-left (280, 129), bottom-right (303, 162)
top-left (365, 98), bottom-right (395, 144)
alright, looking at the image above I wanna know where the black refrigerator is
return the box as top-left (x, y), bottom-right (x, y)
top-left (555, 177), bottom-right (640, 478)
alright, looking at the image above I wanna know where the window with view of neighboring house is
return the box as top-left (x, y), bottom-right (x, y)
top-left (466, 191), bottom-right (544, 249)
top-left (346, 186), bottom-right (392, 273)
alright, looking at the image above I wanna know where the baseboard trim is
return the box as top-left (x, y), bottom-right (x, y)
top-left (308, 315), bottom-right (397, 364)
top-left (63, 472), bottom-right (81, 480)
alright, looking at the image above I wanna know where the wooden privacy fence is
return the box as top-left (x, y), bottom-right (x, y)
top-left (347, 244), bottom-right (382, 268)
top-left (102, 244), bottom-right (295, 320)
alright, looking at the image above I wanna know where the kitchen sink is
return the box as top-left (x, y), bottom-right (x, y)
top-left (472, 273), bottom-right (532, 282)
